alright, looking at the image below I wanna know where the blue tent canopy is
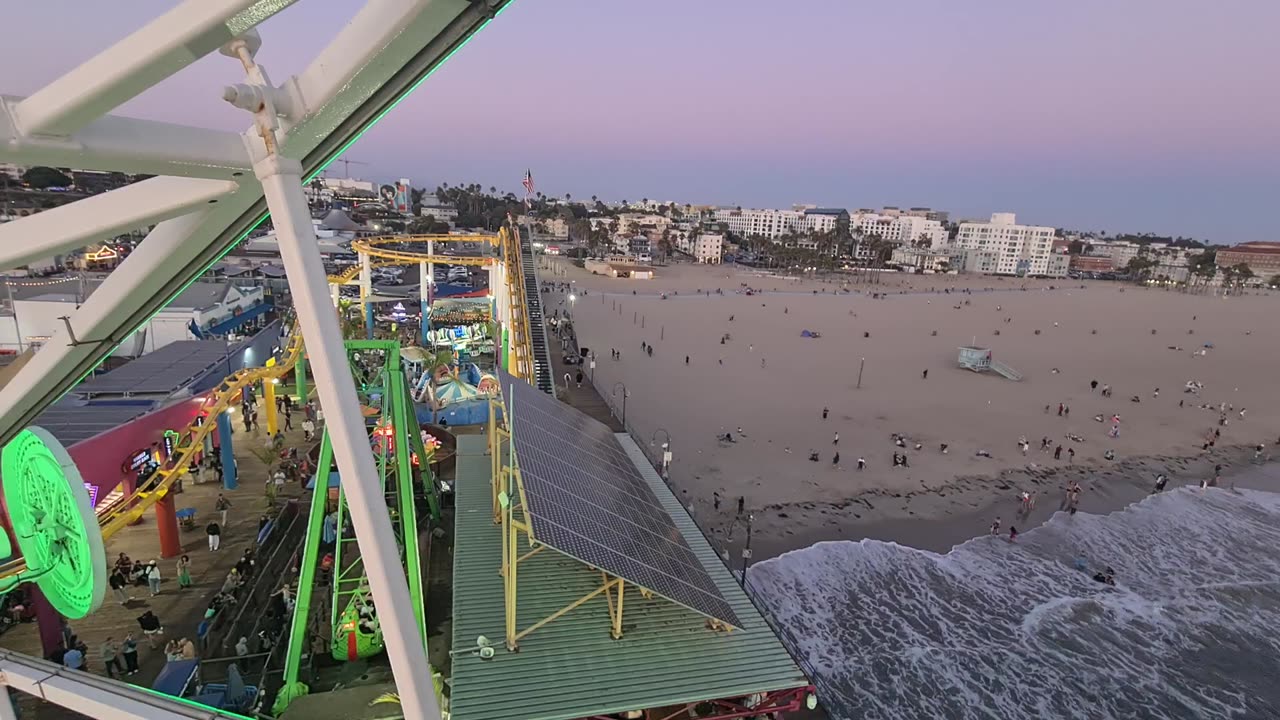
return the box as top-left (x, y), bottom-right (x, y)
top-left (305, 471), bottom-right (341, 490)
top-left (204, 302), bottom-right (272, 336)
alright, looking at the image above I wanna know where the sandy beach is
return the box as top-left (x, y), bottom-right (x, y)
top-left (543, 258), bottom-right (1280, 559)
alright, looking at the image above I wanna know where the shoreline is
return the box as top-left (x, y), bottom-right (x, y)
top-left (739, 444), bottom-right (1280, 560)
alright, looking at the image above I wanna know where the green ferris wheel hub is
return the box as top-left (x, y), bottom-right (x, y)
top-left (2, 427), bottom-right (106, 619)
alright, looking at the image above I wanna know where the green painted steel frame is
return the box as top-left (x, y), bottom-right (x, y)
top-left (277, 340), bottom-right (438, 709)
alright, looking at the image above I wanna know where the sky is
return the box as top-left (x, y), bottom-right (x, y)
top-left (3, 0), bottom-right (1278, 243)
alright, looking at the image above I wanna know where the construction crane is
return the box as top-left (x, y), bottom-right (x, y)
top-left (333, 157), bottom-right (368, 178)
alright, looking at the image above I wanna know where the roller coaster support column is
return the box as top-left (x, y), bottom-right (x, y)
top-left (263, 365), bottom-right (279, 435)
top-left (361, 251), bottom-right (374, 340)
top-left (216, 410), bottom-right (237, 490)
top-left (296, 356), bottom-right (309, 405)
top-left (155, 493), bottom-right (181, 558)
top-left (257, 154), bottom-right (439, 720)
top-left (419, 257), bottom-right (430, 347)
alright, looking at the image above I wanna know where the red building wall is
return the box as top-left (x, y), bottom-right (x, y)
top-left (68, 396), bottom-right (207, 497)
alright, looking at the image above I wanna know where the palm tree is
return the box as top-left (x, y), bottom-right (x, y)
top-left (591, 195), bottom-right (598, 204)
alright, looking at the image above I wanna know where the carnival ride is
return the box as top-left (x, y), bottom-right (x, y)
top-left (0, 2), bottom-right (519, 718)
top-left (274, 339), bottom-right (437, 713)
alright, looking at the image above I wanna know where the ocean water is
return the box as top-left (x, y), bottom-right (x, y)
top-left (747, 488), bottom-right (1280, 720)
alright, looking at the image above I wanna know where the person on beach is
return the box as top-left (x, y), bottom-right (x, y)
top-left (1009, 526), bottom-right (1018, 543)
top-left (857, 457), bottom-right (865, 470)
top-left (922, 369), bottom-right (928, 380)
top-left (1054, 445), bottom-right (1063, 460)
top-left (832, 452), bottom-right (840, 466)
top-left (1153, 474), bottom-right (1169, 493)
top-left (1068, 447), bottom-right (1076, 463)
top-left (990, 518), bottom-right (1001, 536)
top-left (822, 406), bottom-right (829, 420)
top-left (1091, 380), bottom-right (1098, 391)
top-left (833, 432), bottom-right (839, 446)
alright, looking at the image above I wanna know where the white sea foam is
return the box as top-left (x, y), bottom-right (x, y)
top-left (748, 488), bottom-right (1280, 720)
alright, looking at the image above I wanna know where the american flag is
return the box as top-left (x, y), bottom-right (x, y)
top-left (522, 169), bottom-right (535, 198)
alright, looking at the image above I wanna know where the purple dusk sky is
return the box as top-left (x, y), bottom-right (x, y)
top-left (4, 0), bottom-right (1277, 243)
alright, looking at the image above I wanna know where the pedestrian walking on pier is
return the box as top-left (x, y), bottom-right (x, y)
top-left (121, 634), bottom-right (140, 675)
top-left (144, 560), bottom-right (162, 597)
top-left (215, 494), bottom-right (232, 527)
top-left (206, 520), bottom-right (222, 552)
top-left (100, 638), bottom-right (123, 679)
top-left (176, 555), bottom-right (192, 589)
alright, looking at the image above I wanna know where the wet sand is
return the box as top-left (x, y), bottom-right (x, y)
top-left (544, 258), bottom-right (1280, 558)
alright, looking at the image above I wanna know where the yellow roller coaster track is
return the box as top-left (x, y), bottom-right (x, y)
top-left (499, 225), bottom-right (535, 382)
top-left (1, 230), bottom-right (536, 580)
top-left (0, 328), bottom-right (306, 580)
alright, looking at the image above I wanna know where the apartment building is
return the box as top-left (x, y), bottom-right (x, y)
top-left (952, 213), bottom-right (1057, 276)
top-left (693, 233), bottom-right (724, 264)
top-left (711, 207), bottom-right (848, 239)
top-left (851, 213), bottom-right (948, 248)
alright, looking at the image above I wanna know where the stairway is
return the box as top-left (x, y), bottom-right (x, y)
top-left (518, 241), bottom-right (554, 393)
top-left (990, 360), bottom-right (1023, 381)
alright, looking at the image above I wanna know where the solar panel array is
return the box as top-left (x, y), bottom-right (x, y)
top-left (497, 369), bottom-right (741, 627)
top-left (74, 340), bottom-right (235, 395)
top-left (36, 403), bottom-right (149, 445)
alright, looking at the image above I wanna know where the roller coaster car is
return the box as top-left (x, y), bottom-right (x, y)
top-left (332, 594), bottom-right (384, 662)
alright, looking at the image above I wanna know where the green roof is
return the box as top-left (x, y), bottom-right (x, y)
top-left (449, 435), bottom-right (809, 720)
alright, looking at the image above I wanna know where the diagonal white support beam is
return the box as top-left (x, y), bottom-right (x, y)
top-left (10, 0), bottom-right (296, 138)
top-left (0, 177), bottom-right (240, 271)
top-left (0, 104), bottom-right (252, 179)
top-left (258, 153), bottom-right (441, 720)
top-left (0, 207), bottom-right (233, 431)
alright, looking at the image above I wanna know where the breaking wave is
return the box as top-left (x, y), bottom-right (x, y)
top-left (747, 488), bottom-right (1280, 719)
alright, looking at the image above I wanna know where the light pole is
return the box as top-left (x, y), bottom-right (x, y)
top-left (740, 512), bottom-right (754, 588)
top-left (651, 428), bottom-right (671, 478)
top-left (612, 382), bottom-right (628, 426)
top-left (568, 293), bottom-right (576, 318)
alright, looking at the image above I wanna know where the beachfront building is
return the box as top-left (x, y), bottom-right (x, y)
top-left (1071, 255), bottom-right (1114, 273)
top-left (711, 206), bottom-right (849, 240)
top-left (1215, 242), bottom-right (1280, 277)
top-left (694, 233), bottom-right (725, 264)
top-left (852, 213), bottom-right (948, 248)
top-left (952, 213), bottom-right (1056, 276)
top-left (585, 257), bottom-right (655, 279)
top-left (889, 246), bottom-right (960, 273)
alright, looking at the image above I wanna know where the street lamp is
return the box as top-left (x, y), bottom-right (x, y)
top-left (612, 382), bottom-right (628, 426)
top-left (651, 428), bottom-right (671, 478)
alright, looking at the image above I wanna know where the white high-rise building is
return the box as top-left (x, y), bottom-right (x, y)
top-left (711, 207), bottom-right (847, 239)
top-left (851, 213), bottom-right (948, 248)
top-left (953, 213), bottom-right (1058, 276)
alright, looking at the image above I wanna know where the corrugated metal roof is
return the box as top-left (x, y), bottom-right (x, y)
top-left (450, 435), bottom-right (808, 720)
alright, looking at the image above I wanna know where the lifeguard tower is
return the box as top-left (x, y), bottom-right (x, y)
top-left (958, 346), bottom-right (1022, 381)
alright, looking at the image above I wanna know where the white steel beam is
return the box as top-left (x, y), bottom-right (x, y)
top-left (0, 209), bottom-right (223, 432)
top-left (0, 105), bottom-right (252, 179)
top-left (0, 177), bottom-right (240, 271)
top-left (0, 0), bottom-right (514, 448)
top-left (256, 154), bottom-right (440, 719)
top-left (1, 650), bottom-right (247, 719)
top-left (10, 0), bottom-right (294, 138)
top-left (280, 0), bottom-right (436, 132)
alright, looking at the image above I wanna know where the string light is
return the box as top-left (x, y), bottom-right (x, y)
top-left (1, 276), bottom-right (79, 288)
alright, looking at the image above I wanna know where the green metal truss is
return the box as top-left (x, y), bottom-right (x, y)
top-left (273, 340), bottom-right (440, 714)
